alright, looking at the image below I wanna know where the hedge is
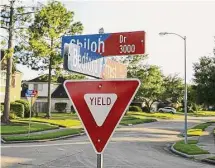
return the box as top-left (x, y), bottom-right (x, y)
top-left (55, 103), bottom-right (67, 112)
top-left (15, 99), bottom-right (30, 118)
top-left (10, 102), bottom-right (24, 118)
top-left (129, 106), bottom-right (142, 112)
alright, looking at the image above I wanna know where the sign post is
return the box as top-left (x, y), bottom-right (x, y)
top-left (25, 89), bottom-right (38, 137)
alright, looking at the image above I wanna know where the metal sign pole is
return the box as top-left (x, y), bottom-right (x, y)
top-left (28, 96), bottom-right (32, 137)
top-left (97, 153), bottom-right (103, 168)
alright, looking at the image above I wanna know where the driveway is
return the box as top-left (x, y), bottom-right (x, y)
top-left (1, 116), bottom-right (215, 168)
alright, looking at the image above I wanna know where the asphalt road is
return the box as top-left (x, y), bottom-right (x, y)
top-left (1, 116), bottom-right (215, 168)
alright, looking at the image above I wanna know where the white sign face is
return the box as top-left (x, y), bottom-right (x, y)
top-left (84, 93), bottom-right (117, 126)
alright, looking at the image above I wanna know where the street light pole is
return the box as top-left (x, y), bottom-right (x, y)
top-left (159, 32), bottom-right (188, 144)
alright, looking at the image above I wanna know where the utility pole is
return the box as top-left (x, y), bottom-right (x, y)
top-left (1, 0), bottom-right (15, 123)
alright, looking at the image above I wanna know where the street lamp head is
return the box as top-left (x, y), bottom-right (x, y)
top-left (159, 32), bottom-right (168, 36)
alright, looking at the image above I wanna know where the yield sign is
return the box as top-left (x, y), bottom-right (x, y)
top-left (64, 79), bottom-right (140, 153)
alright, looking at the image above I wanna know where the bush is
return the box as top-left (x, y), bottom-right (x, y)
top-left (129, 106), bottom-right (142, 112)
top-left (15, 99), bottom-right (30, 118)
top-left (10, 102), bottom-right (24, 118)
top-left (55, 103), bottom-right (67, 112)
top-left (1, 104), bottom-right (4, 112)
top-left (9, 112), bottom-right (17, 119)
top-left (71, 105), bottom-right (75, 113)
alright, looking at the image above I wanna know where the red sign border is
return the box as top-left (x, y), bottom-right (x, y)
top-left (63, 79), bottom-right (140, 154)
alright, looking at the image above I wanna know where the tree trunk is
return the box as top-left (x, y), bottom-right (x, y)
top-left (2, 1), bottom-right (14, 124)
top-left (46, 39), bottom-right (53, 118)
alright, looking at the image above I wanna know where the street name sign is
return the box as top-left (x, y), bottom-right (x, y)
top-left (62, 31), bottom-right (145, 57)
top-left (64, 79), bottom-right (140, 153)
top-left (63, 43), bottom-right (127, 79)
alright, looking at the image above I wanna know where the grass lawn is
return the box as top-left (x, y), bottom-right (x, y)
top-left (3, 128), bottom-right (83, 141)
top-left (187, 123), bottom-right (212, 136)
top-left (207, 156), bottom-right (215, 161)
top-left (120, 115), bottom-right (156, 126)
top-left (174, 140), bottom-right (209, 155)
top-left (20, 112), bottom-right (81, 128)
top-left (192, 111), bottom-right (215, 117)
top-left (1, 121), bottom-right (59, 135)
top-left (128, 112), bottom-right (182, 119)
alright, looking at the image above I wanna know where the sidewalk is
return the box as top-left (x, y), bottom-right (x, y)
top-left (195, 123), bottom-right (215, 160)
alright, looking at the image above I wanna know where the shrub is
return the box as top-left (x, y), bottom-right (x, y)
top-left (10, 102), bottom-right (24, 118)
top-left (15, 99), bottom-right (30, 118)
top-left (55, 103), bottom-right (67, 112)
top-left (1, 104), bottom-right (4, 112)
top-left (9, 112), bottom-right (17, 119)
top-left (129, 106), bottom-right (142, 112)
top-left (71, 105), bottom-right (75, 113)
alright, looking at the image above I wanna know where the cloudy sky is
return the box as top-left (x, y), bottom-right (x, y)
top-left (3, 0), bottom-right (215, 82)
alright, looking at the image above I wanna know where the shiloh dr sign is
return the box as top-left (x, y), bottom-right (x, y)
top-left (62, 31), bottom-right (145, 56)
top-left (64, 79), bottom-right (140, 153)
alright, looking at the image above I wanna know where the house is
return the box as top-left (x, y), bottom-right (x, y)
top-left (21, 75), bottom-right (73, 113)
top-left (0, 70), bottom-right (23, 103)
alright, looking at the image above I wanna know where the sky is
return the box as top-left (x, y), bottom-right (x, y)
top-left (3, 0), bottom-right (215, 82)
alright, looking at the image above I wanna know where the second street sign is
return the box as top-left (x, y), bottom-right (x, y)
top-left (63, 43), bottom-right (127, 79)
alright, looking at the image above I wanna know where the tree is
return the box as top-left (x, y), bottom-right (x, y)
top-left (16, 1), bottom-right (83, 118)
top-left (193, 55), bottom-right (215, 108)
top-left (162, 74), bottom-right (184, 104)
top-left (0, 0), bottom-right (33, 123)
top-left (127, 55), bottom-right (164, 112)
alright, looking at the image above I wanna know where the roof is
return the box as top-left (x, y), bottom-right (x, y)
top-left (51, 84), bottom-right (68, 98)
top-left (27, 75), bottom-right (51, 82)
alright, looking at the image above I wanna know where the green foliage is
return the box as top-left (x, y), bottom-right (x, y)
top-left (55, 103), bottom-right (67, 113)
top-left (1, 104), bottom-right (4, 112)
top-left (120, 116), bottom-right (156, 126)
top-left (9, 112), bottom-right (17, 119)
top-left (129, 106), bottom-right (142, 112)
top-left (193, 54), bottom-right (215, 107)
top-left (128, 61), bottom-right (164, 112)
top-left (15, 100), bottom-right (30, 118)
top-left (162, 74), bottom-right (183, 103)
top-left (10, 102), bottom-right (24, 118)
top-left (15, 1), bottom-right (84, 117)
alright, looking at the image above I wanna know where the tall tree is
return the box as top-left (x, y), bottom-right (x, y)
top-left (193, 55), bottom-right (215, 108)
top-left (16, 1), bottom-right (83, 118)
top-left (127, 55), bottom-right (164, 112)
top-left (0, 0), bottom-right (33, 123)
top-left (162, 74), bottom-right (184, 104)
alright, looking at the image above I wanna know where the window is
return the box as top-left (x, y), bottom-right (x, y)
top-left (0, 71), bottom-right (6, 87)
top-left (34, 84), bottom-right (38, 90)
top-left (38, 84), bottom-right (43, 91)
top-left (33, 84), bottom-right (43, 91)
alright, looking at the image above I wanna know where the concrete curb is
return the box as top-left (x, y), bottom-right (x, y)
top-left (202, 158), bottom-right (215, 165)
top-left (170, 142), bottom-right (195, 158)
top-left (1, 132), bottom-right (85, 144)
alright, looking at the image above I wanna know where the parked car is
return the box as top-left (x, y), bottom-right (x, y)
top-left (158, 107), bottom-right (176, 114)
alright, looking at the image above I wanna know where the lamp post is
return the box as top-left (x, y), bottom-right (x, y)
top-left (159, 32), bottom-right (188, 144)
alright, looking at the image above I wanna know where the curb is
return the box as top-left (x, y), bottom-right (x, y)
top-left (202, 158), bottom-right (215, 165)
top-left (1, 132), bottom-right (85, 144)
top-left (170, 142), bottom-right (195, 158)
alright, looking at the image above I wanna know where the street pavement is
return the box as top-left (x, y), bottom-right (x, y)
top-left (1, 116), bottom-right (215, 168)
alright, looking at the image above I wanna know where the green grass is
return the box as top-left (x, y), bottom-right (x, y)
top-left (174, 140), bottom-right (209, 155)
top-left (128, 112), bottom-right (182, 119)
top-left (19, 113), bottom-right (81, 128)
top-left (3, 128), bottom-right (83, 141)
top-left (207, 156), bottom-right (215, 161)
top-left (192, 111), bottom-right (215, 117)
top-left (187, 122), bottom-right (212, 136)
top-left (1, 121), bottom-right (59, 135)
top-left (120, 115), bottom-right (156, 126)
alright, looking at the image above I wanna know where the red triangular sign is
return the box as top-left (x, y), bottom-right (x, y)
top-left (64, 79), bottom-right (140, 153)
